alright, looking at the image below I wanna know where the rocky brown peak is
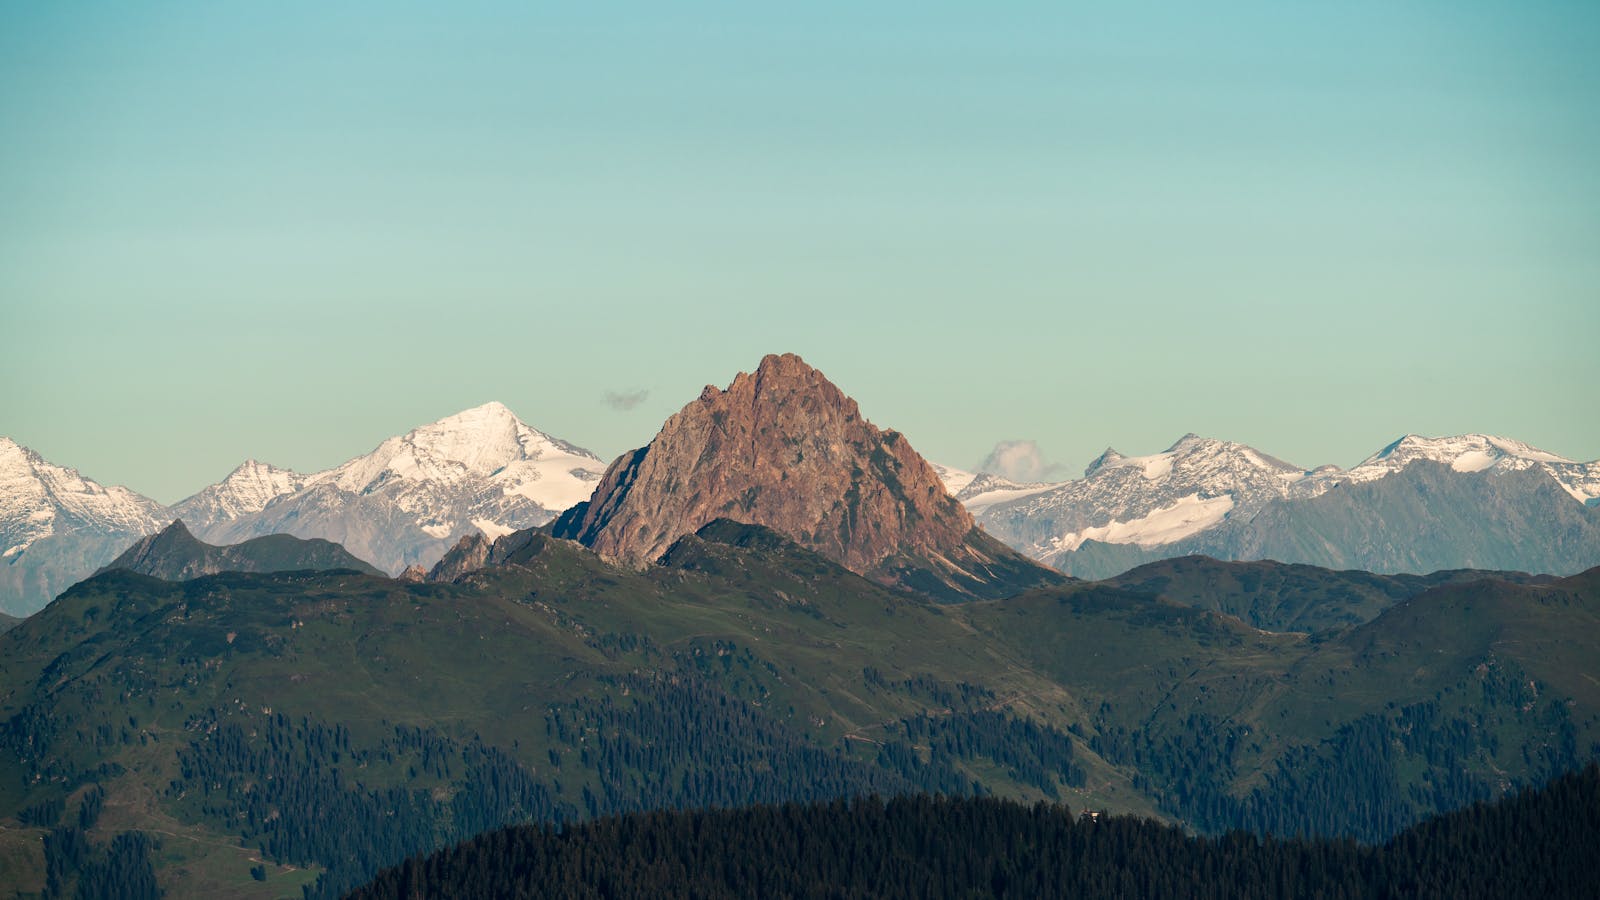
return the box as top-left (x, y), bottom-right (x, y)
top-left (424, 528), bottom-right (570, 582)
top-left (427, 532), bottom-right (492, 582)
top-left (553, 353), bottom-right (981, 583)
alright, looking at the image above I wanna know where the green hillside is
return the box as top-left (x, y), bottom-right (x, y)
top-left (1, 523), bottom-right (1595, 898)
top-left (95, 520), bottom-right (384, 581)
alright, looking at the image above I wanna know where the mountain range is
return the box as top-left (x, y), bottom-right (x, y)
top-left (944, 432), bottom-right (1600, 580)
top-left (0, 403), bottom-right (606, 615)
top-left (4, 377), bottom-right (1598, 616)
top-left (1, 352), bottom-right (1596, 898)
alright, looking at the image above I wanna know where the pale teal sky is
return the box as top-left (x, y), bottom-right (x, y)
top-left (3, 2), bottom-right (1597, 503)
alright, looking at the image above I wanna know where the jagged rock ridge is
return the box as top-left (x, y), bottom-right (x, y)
top-left (554, 353), bottom-right (1063, 601)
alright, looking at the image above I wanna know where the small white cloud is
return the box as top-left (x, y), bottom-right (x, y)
top-left (977, 440), bottom-right (1065, 483)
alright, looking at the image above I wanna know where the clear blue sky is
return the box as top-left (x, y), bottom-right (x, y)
top-left (3, 2), bottom-right (1597, 503)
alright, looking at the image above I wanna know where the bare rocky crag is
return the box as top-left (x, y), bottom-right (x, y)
top-left (552, 353), bottom-right (1063, 601)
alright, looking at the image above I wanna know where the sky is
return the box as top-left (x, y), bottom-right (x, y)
top-left (2, 2), bottom-right (1597, 504)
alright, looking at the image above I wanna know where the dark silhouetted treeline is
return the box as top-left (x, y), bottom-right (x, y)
top-left (347, 763), bottom-right (1600, 900)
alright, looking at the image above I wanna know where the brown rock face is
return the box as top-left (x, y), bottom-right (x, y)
top-left (427, 532), bottom-right (491, 582)
top-left (426, 528), bottom-right (569, 582)
top-left (553, 353), bottom-right (1059, 600)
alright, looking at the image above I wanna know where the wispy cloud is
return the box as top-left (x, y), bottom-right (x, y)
top-left (603, 389), bottom-right (650, 411)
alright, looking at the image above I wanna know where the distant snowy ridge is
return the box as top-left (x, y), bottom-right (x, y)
top-left (0, 437), bottom-right (166, 559)
top-left (1, 403), bottom-right (607, 613)
top-left (170, 459), bottom-right (310, 528)
top-left (938, 432), bottom-right (1600, 566)
top-left (1342, 434), bottom-right (1599, 504)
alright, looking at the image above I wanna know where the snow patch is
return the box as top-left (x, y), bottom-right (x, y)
top-left (964, 484), bottom-right (1057, 514)
top-left (932, 464), bottom-right (978, 496)
top-left (1049, 494), bottom-right (1235, 552)
top-left (471, 518), bottom-right (515, 541)
top-left (1138, 454), bottom-right (1174, 480)
top-left (1450, 450), bottom-right (1496, 473)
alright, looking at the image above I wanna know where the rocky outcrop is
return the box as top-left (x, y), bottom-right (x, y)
top-left (427, 532), bottom-right (492, 582)
top-left (553, 353), bottom-right (1064, 600)
top-left (425, 528), bottom-right (572, 582)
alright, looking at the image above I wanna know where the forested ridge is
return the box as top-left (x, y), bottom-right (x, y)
top-left (349, 764), bottom-right (1600, 900)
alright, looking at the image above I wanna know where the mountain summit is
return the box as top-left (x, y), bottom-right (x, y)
top-left (553, 353), bottom-right (1062, 600)
top-left (0, 437), bottom-right (167, 615)
top-left (188, 402), bottom-right (607, 574)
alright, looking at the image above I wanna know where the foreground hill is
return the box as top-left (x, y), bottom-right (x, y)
top-left (94, 519), bottom-right (383, 581)
top-left (1, 524), bottom-right (1594, 897)
top-left (351, 764), bottom-right (1600, 900)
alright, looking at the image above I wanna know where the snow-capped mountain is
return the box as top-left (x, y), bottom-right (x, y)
top-left (0, 437), bottom-right (168, 616)
top-left (190, 402), bottom-right (608, 574)
top-left (169, 459), bottom-right (310, 532)
top-left (1341, 434), bottom-right (1600, 504)
top-left (0, 438), bottom-right (166, 556)
top-left (1, 404), bottom-right (607, 614)
top-left (941, 432), bottom-right (1600, 578)
top-left (954, 434), bottom-right (1319, 565)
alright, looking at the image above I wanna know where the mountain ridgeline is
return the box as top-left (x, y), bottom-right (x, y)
top-left (94, 520), bottom-right (383, 581)
top-left (6, 373), bottom-right (1599, 617)
top-left (1102, 555), bottom-right (1555, 633)
top-left (958, 433), bottom-right (1600, 581)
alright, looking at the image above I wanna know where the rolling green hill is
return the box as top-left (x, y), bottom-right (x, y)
top-left (1, 523), bottom-right (1595, 898)
top-left (94, 519), bottom-right (383, 581)
top-left (1102, 555), bottom-right (1553, 632)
